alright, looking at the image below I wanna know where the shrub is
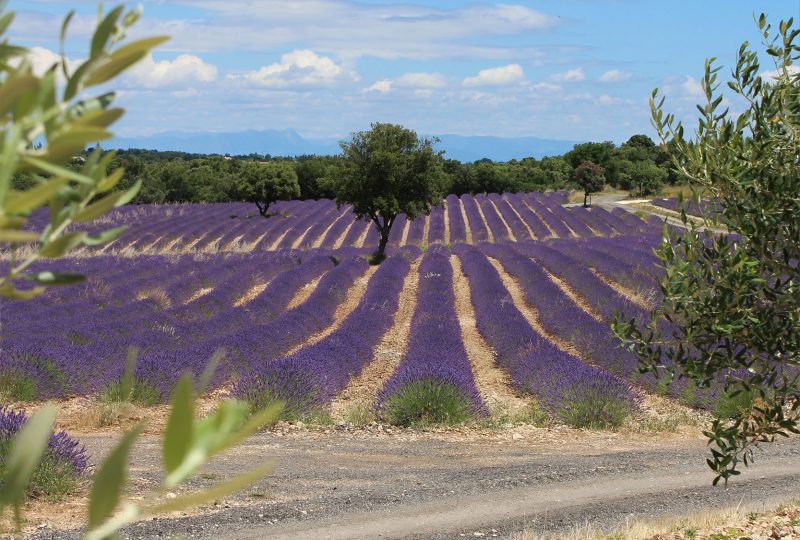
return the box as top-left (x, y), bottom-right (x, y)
top-left (381, 378), bottom-right (473, 427)
top-left (552, 384), bottom-right (636, 430)
top-left (0, 407), bottom-right (87, 500)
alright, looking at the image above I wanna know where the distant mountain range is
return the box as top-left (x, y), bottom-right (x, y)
top-left (108, 129), bottom-right (580, 162)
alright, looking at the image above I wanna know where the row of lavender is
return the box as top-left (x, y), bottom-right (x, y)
top-left (16, 192), bottom-right (652, 257)
top-left (651, 197), bottom-right (722, 217)
top-left (1, 246), bottom-right (380, 400)
top-left (5, 228), bottom-right (720, 422)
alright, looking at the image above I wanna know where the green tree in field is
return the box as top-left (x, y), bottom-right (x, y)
top-left (229, 160), bottom-right (300, 217)
top-left (329, 122), bottom-right (445, 262)
top-left (613, 14), bottom-right (800, 484)
top-left (573, 160), bottom-right (605, 207)
top-left (628, 159), bottom-right (667, 197)
top-left (0, 4), bottom-right (280, 536)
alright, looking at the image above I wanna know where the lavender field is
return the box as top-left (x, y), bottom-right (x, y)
top-left (2, 191), bottom-right (688, 426)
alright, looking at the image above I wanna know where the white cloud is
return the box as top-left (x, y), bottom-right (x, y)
top-left (550, 67), bottom-right (585, 82)
top-left (531, 81), bottom-right (562, 93)
top-left (596, 94), bottom-right (621, 105)
top-left (761, 64), bottom-right (800, 80)
top-left (235, 49), bottom-right (343, 88)
top-left (129, 54), bottom-right (218, 89)
top-left (599, 69), bottom-right (631, 83)
top-left (363, 79), bottom-right (393, 93)
top-left (463, 63), bottom-right (524, 87)
top-left (395, 72), bottom-right (447, 88)
top-left (680, 75), bottom-right (704, 97)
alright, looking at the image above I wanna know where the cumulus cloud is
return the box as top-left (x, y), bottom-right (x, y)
top-left (395, 72), bottom-right (447, 88)
top-left (129, 54), bottom-right (218, 89)
top-left (550, 67), bottom-right (584, 82)
top-left (761, 64), bottom-right (800, 80)
top-left (596, 94), bottom-right (621, 105)
top-left (235, 49), bottom-right (343, 88)
top-left (363, 79), bottom-right (392, 93)
top-left (599, 69), bottom-right (631, 83)
top-left (680, 75), bottom-right (704, 97)
top-left (462, 64), bottom-right (524, 87)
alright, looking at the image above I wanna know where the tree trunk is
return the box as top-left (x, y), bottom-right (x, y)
top-left (255, 201), bottom-right (270, 217)
top-left (375, 230), bottom-right (389, 262)
top-left (583, 191), bottom-right (589, 208)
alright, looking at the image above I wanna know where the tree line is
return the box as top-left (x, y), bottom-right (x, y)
top-left (11, 134), bottom-right (677, 207)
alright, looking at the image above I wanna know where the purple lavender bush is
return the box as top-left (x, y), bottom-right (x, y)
top-left (454, 244), bottom-right (640, 428)
top-left (377, 248), bottom-right (486, 426)
top-left (235, 254), bottom-right (411, 417)
top-left (0, 406), bottom-right (87, 499)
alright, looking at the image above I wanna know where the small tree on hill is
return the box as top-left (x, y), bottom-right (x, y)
top-left (574, 160), bottom-right (605, 207)
top-left (613, 14), bottom-right (800, 484)
top-left (230, 161), bottom-right (300, 217)
top-left (329, 123), bottom-right (444, 262)
top-left (629, 160), bottom-right (667, 197)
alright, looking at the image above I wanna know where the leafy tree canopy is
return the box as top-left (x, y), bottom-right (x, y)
top-left (229, 161), bottom-right (300, 217)
top-left (327, 122), bottom-right (445, 260)
top-left (573, 160), bottom-right (605, 207)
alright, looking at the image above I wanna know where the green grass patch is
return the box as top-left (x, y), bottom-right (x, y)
top-left (381, 379), bottom-right (473, 427)
top-left (99, 377), bottom-right (162, 406)
top-left (0, 370), bottom-right (38, 401)
top-left (557, 387), bottom-right (634, 430)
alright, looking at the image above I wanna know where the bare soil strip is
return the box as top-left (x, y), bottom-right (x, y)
top-left (287, 275), bottom-right (325, 310)
top-left (268, 229), bottom-right (292, 251)
top-left (443, 203), bottom-right (451, 244)
top-left (291, 224), bottom-right (316, 249)
top-left (473, 200), bottom-right (495, 242)
top-left (181, 232), bottom-right (210, 253)
top-left (355, 222), bottom-right (371, 249)
top-left (487, 258), bottom-right (588, 362)
top-left (284, 265), bottom-right (379, 356)
top-left (244, 232), bottom-right (269, 252)
top-left (313, 208), bottom-right (349, 249)
top-left (488, 200), bottom-right (516, 242)
top-left (421, 214), bottom-right (431, 245)
top-left (521, 200), bottom-right (559, 238)
top-left (233, 281), bottom-right (270, 307)
top-left (329, 259), bottom-right (422, 421)
top-left (589, 268), bottom-right (657, 311)
top-left (450, 256), bottom-right (530, 414)
top-left (222, 234), bottom-right (245, 251)
top-left (185, 286), bottom-right (214, 304)
top-left (333, 220), bottom-right (355, 249)
top-left (201, 235), bottom-right (225, 254)
top-left (399, 218), bottom-right (411, 246)
top-left (521, 253), bottom-right (605, 321)
top-left (458, 198), bottom-right (474, 244)
top-left (505, 200), bottom-right (536, 240)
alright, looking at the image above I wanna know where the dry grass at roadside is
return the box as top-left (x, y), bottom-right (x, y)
top-left (513, 498), bottom-right (800, 540)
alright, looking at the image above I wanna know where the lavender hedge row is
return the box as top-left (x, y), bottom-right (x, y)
top-left (454, 244), bottom-right (640, 427)
top-left (476, 194), bottom-right (510, 241)
top-left (490, 195), bottom-right (531, 241)
top-left (377, 248), bottom-right (485, 424)
top-left (461, 194), bottom-right (489, 242)
top-left (504, 194), bottom-right (552, 239)
top-left (235, 253), bottom-right (412, 416)
top-left (427, 205), bottom-right (446, 244)
top-left (446, 194), bottom-right (467, 244)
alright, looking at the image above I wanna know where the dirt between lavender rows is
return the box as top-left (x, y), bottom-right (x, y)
top-left (20, 425), bottom-right (800, 540)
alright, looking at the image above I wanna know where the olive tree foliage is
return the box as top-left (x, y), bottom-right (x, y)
top-left (229, 160), bottom-right (300, 217)
top-left (613, 15), bottom-right (800, 484)
top-left (0, 4), bottom-right (281, 537)
top-left (328, 123), bottom-right (445, 262)
top-left (0, 2), bottom-right (163, 298)
top-left (573, 160), bottom-right (605, 207)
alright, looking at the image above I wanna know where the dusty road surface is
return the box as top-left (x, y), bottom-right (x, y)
top-left (26, 426), bottom-right (800, 540)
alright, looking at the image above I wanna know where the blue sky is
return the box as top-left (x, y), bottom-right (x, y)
top-left (9, 1), bottom-right (800, 143)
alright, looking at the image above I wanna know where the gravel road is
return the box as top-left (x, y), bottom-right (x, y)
top-left (27, 426), bottom-right (800, 540)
